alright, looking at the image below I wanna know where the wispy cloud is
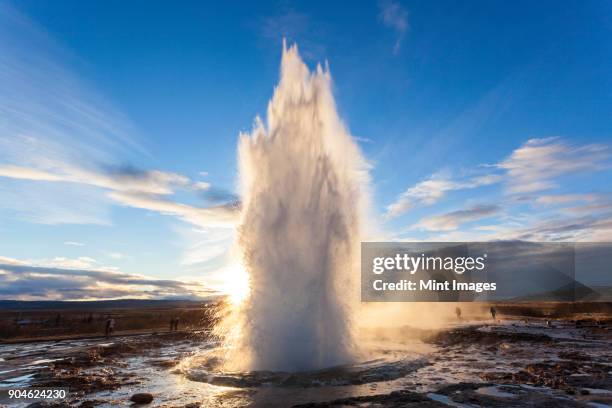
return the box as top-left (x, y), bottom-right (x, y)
top-left (108, 191), bottom-right (237, 228)
top-left (416, 213), bottom-right (612, 243)
top-left (385, 173), bottom-right (500, 218)
top-left (378, 0), bottom-right (409, 54)
top-left (64, 241), bottom-right (85, 247)
top-left (0, 4), bottom-right (143, 159)
top-left (199, 186), bottom-right (240, 205)
top-left (177, 226), bottom-right (235, 268)
top-left (0, 164), bottom-right (191, 195)
top-left (388, 137), bottom-right (611, 242)
top-left (193, 181), bottom-right (211, 191)
top-left (493, 211), bottom-right (612, 242)
top-left (0, 4), bottom-right (147, 225)
top-left (0, 4), bottom-right (239, 230)
top-left (387, 137), bottom-right (610, 220)
top-left (354, 136), bottom-right (374, 144)
top-left (0, 161), bottom-right (239, 228)
top-left (0, 4), bottom-right (240, 300)
top-left (535, 193), bottom-right (598, 205)
top-left (498, 137), bottom-right (609, 194)
top-left (0, 180), bottom-right (112, 225)
top-left (415, 204), bottom-right (500, 231)
top-left (420, 195), bottom-right (612, 242)
top-left (0, 256), bottom-right (215, 301)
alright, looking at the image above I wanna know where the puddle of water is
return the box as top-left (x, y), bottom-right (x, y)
top-left (427, 392), bottom-right (476, 408)
top-left (0, 373), bottom-right (35, 386)
top-left (583, 388), bottom-right (612, 395)
top-left (28, 358), bottom-right (63, 365)
top-left (476, 385), bottom-right (517, 398)
top-left (587, 403), bottom-right (612, 408)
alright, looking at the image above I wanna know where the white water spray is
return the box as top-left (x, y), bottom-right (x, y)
top-left (221, 43), bottom-right (370, 372)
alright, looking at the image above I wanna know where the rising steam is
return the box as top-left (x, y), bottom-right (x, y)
top-left (218, 43), bottom-right (370, 372)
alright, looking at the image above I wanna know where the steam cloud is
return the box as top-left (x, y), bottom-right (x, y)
top-left (222, 43), bottom-right (370, 371)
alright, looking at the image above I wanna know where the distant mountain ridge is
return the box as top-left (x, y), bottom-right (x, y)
top-left (509, 283), bottom-right (612, 303)
top-left (0, 298), bottom-right (217, 310)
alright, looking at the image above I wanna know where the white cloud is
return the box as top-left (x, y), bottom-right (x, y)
top-left (0, 255), bottom-right (215, 300)
top-left (415, 204), bottom-right (500, 231)
top-left (177, 226), bottom-right (235, 267)
top-left (0, 164), bottom-right (191, 195)
top-left (0, 180), bottom-right (112, 225)
top-left (424, 207), bottom-right (612, 243)
top-left (108, 191), bottom-right (237, 228)
top-left (512, 213), bottom-right (612, 242)
top-left (385, 173), bottom-right (501, 218)
top-left (0, 161), bottom-right (239, 228)
top-left (558, 199), bottom-right (612, 216)
top-left (535, 193), bottom-right (598, 205)
top-left (386, 137), bottom-right (609, 220)
top-left (64, 241), bottom-right (85, 246)
top-left (192, 181), bottom-right (211, 191)
top-left (498, 137), bottom-right (609, 194)
top-left (0, 256), bottom-right (25, 265)
top-left (0, 7), bottom-right (239, 277)
top-left (46, 256), bottom-right (98, 269)
top-left (387, 137), bottom-right (611, 241)
top-left (0, 4), bottom-right (147, 225)
top-left (354, 136), bottom-right (374, 144)
top-left (379, 0), bottom-right (409, 54)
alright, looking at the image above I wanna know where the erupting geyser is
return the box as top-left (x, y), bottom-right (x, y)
top-left (220, 43), bottom-right (370, 372)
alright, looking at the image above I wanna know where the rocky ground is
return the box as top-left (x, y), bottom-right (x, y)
top-left (0, 318), bottom-right (610, 407)
top-left (297, 319), bottom-right (612, 407)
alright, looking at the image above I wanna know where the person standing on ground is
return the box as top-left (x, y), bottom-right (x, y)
top-left (490, 306), bottom-right (497, 321)
top-left (108, 318), bottom-right (115, 335)
top-left (455, 307), bottom-right (462, 321)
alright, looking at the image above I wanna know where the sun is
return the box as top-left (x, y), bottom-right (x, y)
top-left (222, 262), bottom-right (250, 306)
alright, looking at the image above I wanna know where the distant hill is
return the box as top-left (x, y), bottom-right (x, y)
top-left (509, 282), bottom-right (612, 302)
top-left (0, 298), bottom-right (220, 311)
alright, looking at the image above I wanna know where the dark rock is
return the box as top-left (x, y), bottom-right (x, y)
top-left (130, 393), bottom-right (153, 404)
top-left (558, 351), bottom-right (591, 361)
top-left (78, 401), bottom-right (104, 408)
top-left (426, 326), bottom-right (551, 347)
top-left (151, 359), bottom-right (179, 368)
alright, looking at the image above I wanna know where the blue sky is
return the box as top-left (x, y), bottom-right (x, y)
top-left (0, 0), bottom-right (610, 300)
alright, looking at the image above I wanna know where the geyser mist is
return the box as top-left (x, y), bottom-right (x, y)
top-left (219, 43), bottom-right (370, 372)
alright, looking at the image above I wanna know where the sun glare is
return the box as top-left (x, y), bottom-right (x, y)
top-left (223, 263), bottom-right (250, 306)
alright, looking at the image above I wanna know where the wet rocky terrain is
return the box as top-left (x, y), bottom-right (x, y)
top-left (0, 318), bottom-right (610, 407)
top-left (298, 319), bottom-right (612, 408)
